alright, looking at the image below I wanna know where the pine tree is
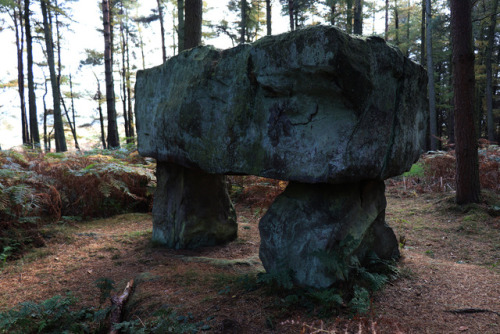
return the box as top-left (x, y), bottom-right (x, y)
top-left (450, 0), bottom-right (480, 204)
top-left (102, 0), bottom-right (120, 148)
top-left (41, 0), bottom-right (67, 152)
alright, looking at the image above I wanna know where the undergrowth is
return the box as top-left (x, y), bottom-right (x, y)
top-left (255, 250), bottom-right (398, 319)
top-left (0, 279), bottom-right (200, 334)
top-left (388, 146), bottom-right (500, 195)
top-left (0, 148), bottom-right (156, 261)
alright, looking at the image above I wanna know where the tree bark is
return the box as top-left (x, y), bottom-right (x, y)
top-left (346, 0), bottom-right (353, 34)
top-left (240, 0), bottom-right (247, 43)
top-left (184, 0), bottom-right (202, 50)
top-left (353, 0), bottom-right (363, 35)
top-left (157, 0), bottom-right (167, 62)
top-left (288, 0), bottom-right (294, 31)
top-left (266, 0), bottom-right (271, 35)
top-left (426, 0), bottom-right (437, 151)
top-left (25, 0), bottom-right (39, 147)
top-left (13, 1), bottom-right (29, 145)
top-left (329, 0), bottom-right (337, 25)
top-left (485, 0), bottom-right (499, 142)
top-left (125, 14), bottom-right (134, 143)
top-left (420, 0), bottom-right (425, 65)
top-left (109, 280), bottom-right (134, 334)
top-left (450, 0), bottom-right (480, 204)
top-left (385, 0), bottom-right (389, 40)
top-left (41, 0), bottom-right (67, 152)
top-left (102, 0), bottom-right (120, 148)
top-left (94, 73), bottom-right (106, 149)
top-left (177, 0), bottom-right (184, 52)
top-left (119, 8), bottom-right (129, 140)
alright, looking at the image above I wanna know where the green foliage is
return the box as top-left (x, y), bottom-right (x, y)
top-left (0, 294), bottom-right (200, 334)
top-left (347, 286), bottom-right (370, 315)
top-left (0, 148), bottom-right (155, 261)
top-left (403, 163), bottom-right (425, 178)
top-left (95, 277), bottom-right (115, 306)
top-left (0, 294), bottom-right (101, 334)
top-left (257, 269), bottom-right (294, 291)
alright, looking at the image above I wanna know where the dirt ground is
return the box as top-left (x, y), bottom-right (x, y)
top-left (0, 183), bottom-right (499, 334)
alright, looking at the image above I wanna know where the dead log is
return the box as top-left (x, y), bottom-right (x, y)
top-left (109, 279), bottom-right (134, 334)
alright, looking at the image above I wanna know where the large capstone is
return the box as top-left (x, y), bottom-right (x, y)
top-left (135, 26), bottom-right (427, 286)
top-left (136, 25), bottom-right (427, 184)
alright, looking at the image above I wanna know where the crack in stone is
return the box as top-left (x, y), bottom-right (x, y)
top-left (290, 104), bottom-right (319, 126)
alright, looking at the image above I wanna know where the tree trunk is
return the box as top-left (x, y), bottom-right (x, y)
top-left (157, 0), bottom-right (167, 62)
top-left (13, 2), bottom-right (29, 145)
top-left (25, 0), bottom-right (39, 148)
top-left (485, 0), bottom-right (499, 142)
top-left (41, 0), bottom-right (67, 152)
top-left (102, 0), bottom-right (120, 148)
top-left (184, 0), bottom-right (202, 50)
top-left (385, 0), bottom-right (389, 40)
top-left (266, 0), bottom-right (271, 35)
top-left (61, 95), bottom-right (79, 150)
top-left (288, 0), bottom-right (294, 31)
top-left (177, 0), bottom-right (184, 53)
top-left (353, 0), bottom-right (363, 35)
top-left (69, 74), bottom-right (78, 150)
top-left (346, 0), bottom-right (353, 34)
top-left (426, 0), bottom-right (437, 150)
top-left (394, 0), bottom-right (399, 45)
top-left (43, 77), bottom-right (49, 152)
top-left (450, 0), bottom-right (480, 204)
top-left (125, 13), bottom-right (134, 143)
top-left (240, 0), bottom-right (247, 43)
top-left (420, 0), bottom-right (425, 65)
top-left (329, 0), bottom-right (337, 26)
top-left (94, 73), bottom-right (107, 149)
top-left (120, 11), bottom-right (129, 140)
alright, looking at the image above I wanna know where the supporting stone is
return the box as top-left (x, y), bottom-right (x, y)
top-left (259, 180), bottom-right (399, 288)
top-left (152, 162), bottom-right (237, 249)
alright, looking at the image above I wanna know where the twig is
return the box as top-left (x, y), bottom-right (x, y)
top-left (445, 308), bottom-right (500, 317)
top-left (109, 279), bottom-right (135, 334)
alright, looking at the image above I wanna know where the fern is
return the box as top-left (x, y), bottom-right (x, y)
top-left (257, 269), bottom-right (295, 291)
top-left (348, 286), bottom-right (371, 315)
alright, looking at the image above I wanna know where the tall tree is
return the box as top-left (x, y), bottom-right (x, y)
top-left (102, 0), bottom-right (120, 148)
top-left (183, 0), bottom-right (202, 49)
top-left (385, 0), bottom-right (389, 40)
top-left (485, 0), bottom-right (499, 142)
top-left (426, 0), bottom-right (437, 150)
top-left (288, 0), bottom-right (294, 30)
top-left (10, 0), bottom-right (30, 145)
top-left (24, 0), bottom-right (39, 147)
top-left (266, 0), bottom-right (271, 35)
top-left (156, 0), bottom-right (166, 62)
top-left (353, 0), bottom-right (363, 34)
top-left (240, 0), bottom-right (247, 43)
top-left (420, 0), bottom-right (425, 65)
top-left (178, 0), bottom-right (184, 52)
top-left (41, 0), bottom-right (67, 152)
top-left (450, 0), bottom-right (480, 204)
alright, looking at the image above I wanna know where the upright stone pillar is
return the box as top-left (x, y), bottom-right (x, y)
top-left (259, 181), bottom-right (399, 288)
top-left (152, 162), bottom-right (237, 249)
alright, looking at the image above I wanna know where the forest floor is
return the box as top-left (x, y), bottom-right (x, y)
top-left (0, 182), bottom-right (499, 333)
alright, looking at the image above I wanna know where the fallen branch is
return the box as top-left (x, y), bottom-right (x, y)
top-left (109, 279), bottom-right (135, 334)
top-left (445, 308), bottom-right (500, 317)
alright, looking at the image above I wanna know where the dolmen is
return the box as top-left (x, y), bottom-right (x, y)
top-left (135, 26), bottom-right (427, 288)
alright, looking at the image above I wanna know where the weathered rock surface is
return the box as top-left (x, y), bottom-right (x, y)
top-left (136, 26), bottom-right (426, 287)
top-left (152, 162), bottom-right (237, 249)
top-left (135, 25), bottom-right (427, 184)
top-left (259, 180), bottom-right (399, 288)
